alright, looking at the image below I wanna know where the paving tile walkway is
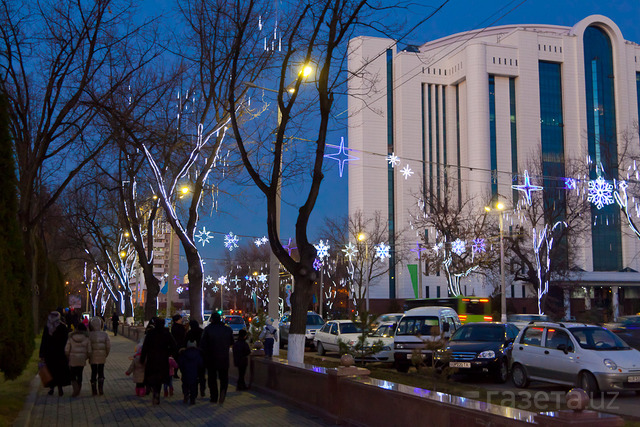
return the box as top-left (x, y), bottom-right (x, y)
top-left (17, 334), bottom-right (330, 426)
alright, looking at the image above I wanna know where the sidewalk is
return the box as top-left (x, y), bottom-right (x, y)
top-left (16, 334), bottom-right (330, 426)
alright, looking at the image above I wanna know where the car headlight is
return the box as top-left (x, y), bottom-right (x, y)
top-left (478, 350), bottom-right (495, 359)
top-left (603, 359), bottom-right (617, 370)
top-left (395, 343), bottom-right (405, 349)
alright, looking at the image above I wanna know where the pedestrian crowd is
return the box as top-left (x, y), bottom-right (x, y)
top-left (39, 308), bottom-right (267, 407)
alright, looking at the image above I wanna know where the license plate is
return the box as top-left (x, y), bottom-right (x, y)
top-left (407, 354), bottom-right (412, 359)
top-left (628, 376), bottom-right (640, 383)
top-left (450, 362), bottom-right (471, 368)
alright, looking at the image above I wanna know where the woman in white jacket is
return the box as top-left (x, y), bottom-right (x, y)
top-left (65, 322), bottom-right (91, 397)
top-left (89, 317), bottom-right (111, 396)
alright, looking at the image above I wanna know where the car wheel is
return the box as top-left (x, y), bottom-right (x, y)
top-left (495, 358), bottom-right (509, 384)
top-left (308, 342), bottom-right (315, 351)
top-left (317, 342), bottom-right (325, 356)
top-left (395, 362), bottom-right (409, 373)
top-left (579, 371), bottom-right (599, 396)
top-left (511, 363), bottom-right (529, 388)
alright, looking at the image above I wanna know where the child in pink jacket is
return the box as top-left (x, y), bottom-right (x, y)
top-left (163, 356), bottom-right (179, 397)
top-left (125, 344), bottom-right (146, 396)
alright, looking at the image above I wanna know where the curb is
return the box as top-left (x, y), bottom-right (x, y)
top-left (13, 373), bottom-right (40, 427)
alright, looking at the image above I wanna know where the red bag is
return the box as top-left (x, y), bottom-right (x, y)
top-left (38, 362), bottom-right (53, 387)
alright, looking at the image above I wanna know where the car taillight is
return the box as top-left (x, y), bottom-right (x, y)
top-left (484, 316), bottom-right (493, 321)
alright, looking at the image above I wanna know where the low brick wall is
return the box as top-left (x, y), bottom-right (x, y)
top-left (248, 357), bottom-right (623, 427)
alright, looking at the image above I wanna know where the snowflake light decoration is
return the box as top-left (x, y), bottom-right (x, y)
top-left (387, 152), bottom-right (401, 167)
top-left (512, 170), bottom-right (543, 205)
top-left (401, 165), bottom-right (414, 180)
top-left (257, 273), bottom-right (268, 283)
top-left (314, 240), bottom-right (330, 260)
top-left (432, 243), bottom-right (443, 253)
top-left (323, 137), bottom-right (359, 177)
top-left (204, 275), bottom-right (214, 285)
top-left (374, 242), bottom-right (391, 259)
top-left (224, 232), bottom-right (239, 251)
top-left (588, 176), bottom-right (614, 209)
top-left (195, 227), bottom-right (213, 246)
top-left (451, 238), bottom-right (466, 256)
top-left (218, 276), bottom-right (227, 286)
top-left (342, 242), bottom-right (359, 262)
top-left (254, 238), bottom-right (264, 247)
top-left (261, 236), bottom-right (268, 245)
top-left (176, 286), bottom-right (184, 294)
top-left (313, 258), bottom-right (322, 270)
top-left (471, 238), bottom-right (486, 254)
top-left (212, 285), bottom-right (219, 293)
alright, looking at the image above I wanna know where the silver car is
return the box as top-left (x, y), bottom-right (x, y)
top-left (279, 311), bottom-right (325, 350)
top-left (511, 322), bottom-right (640, 394)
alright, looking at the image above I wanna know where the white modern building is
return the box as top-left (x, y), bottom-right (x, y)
top-left (348, 15), bottom-right (640, 316)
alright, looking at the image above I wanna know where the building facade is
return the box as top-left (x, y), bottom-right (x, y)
top-left (347, 15), bottom-right (640, 316)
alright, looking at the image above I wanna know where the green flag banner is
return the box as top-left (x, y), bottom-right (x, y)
top-left (407, 264), bottom-right (418, 298)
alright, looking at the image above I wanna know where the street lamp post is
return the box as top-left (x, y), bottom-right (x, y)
top-left (485, 202), bottom-right (508, 323)
top-left (357, 233), bottom-right (370, 312)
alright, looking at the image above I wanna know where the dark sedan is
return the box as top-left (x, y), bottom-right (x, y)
top-left (609, 315), bottom-right (640, 349)
top-left (434, 322), bottom-right (520, 383)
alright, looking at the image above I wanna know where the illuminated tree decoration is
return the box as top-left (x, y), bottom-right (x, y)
top-left (512, 170), bottom-right (543, 204)
top-left (195, 226), bottom-right (213, 246)
top-left (204, 275), bottom-right (214, 285)
top-left (471, 238), bottom-right (486, 254)
top-left (374, 242), bottom-right (391, 259)
top-left (313, 258), bottom-right (322, 270)
top-left (257, 273), bottom-right (268, 283)
top-left (387, 152), bottom-right (400, 167)
top-left (283, 238), bottom-right (297, 256)
top-left (314, 240), bottom-right (330, 259)
top-left (400, 164), bottom-right (414, 180)
top-left (224, 232), bottom-right (239, 251)
top-left (218, 275), bottom-right (227, 286)
top-left (587, 176), bottom-right (614, 210)
top-left (323, 137), bottom-right (359, 177)
top-left (342, 242), bottom-right (359, 262)
top-left (451, 238), bottom-right (466, 256)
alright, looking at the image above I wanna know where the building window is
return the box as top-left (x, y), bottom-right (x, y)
top-left (583, 26), bottom-right (622, 271)
top-left (509, 77), bottom-right (518, 205)
top-left (386, 48), bottom-right (397, 296)
top-left (489, 75), bottom-right (498, 199)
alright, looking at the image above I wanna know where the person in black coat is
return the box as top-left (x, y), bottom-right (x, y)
top-left (178, 340), bottom-right (204, 405)
top-left (185, 319), bottom-right (206, 396)
top-left (232, 329), bottom-right (251, 391)
top-left (111, 312), bottom-right (120, 336)
top-left (39, 311), bottom-right (71, 396)
top-left (199, 312), bottom-right (234, 404)
top-left (141, 317), bottom-right (178, 405)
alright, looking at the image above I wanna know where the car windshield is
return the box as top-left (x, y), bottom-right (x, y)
top-left (372, 325), bottom-right (394, 337)
top-left (396, 316), bottom-right (439, 336)
top-left (570, 327), bottom-right (630, 350)
top-left (226, 317), bottom-right (244, 324)
top-left (451, 324), bottom-right (504, 342)
top-left (507, 314), bottom-right (550, 322)
top-left (339, 323), bottom-right (361, 334)
top-left (307, 314), bottom-right (325, 325)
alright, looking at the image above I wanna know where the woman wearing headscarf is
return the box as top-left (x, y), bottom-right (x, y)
top-left (39, 311), bottom-right (71, 396)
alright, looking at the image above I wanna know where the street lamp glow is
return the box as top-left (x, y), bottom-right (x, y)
top-left (496, 202), bottom-right (505, 210)
top-left (119, 251), bottom-right (127, 259)
top-left (357, 233), bottom-right (366, 242)
top-left (124, 231), bottom-right (130, 238)
top-left (300, 64), bottom-right (313, 78)
top-left (181, 186), bottom-right (190, 195)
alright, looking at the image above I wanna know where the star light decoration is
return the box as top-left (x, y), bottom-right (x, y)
top-left (401, 165), bottom-right (414, 180)
top-left (224, 232), bottom-right (239, 251)
top-left (323, 137), bottom-right (359, 178)
top-left (471, 238), bottom-right (486, 254)
top-left (563, 177), bottom-right (577, 190)
top-left (283, 238), bottom-right (297, 256)
top-left (451, 238), bottom-right (466, 256)
top-left (374, 242), bottom-right (391, 260)
top-left (512, 170), bottom-right (543, 205)
top-left (342, 242), bottom-right (359, 262)
top-left (257, 273), bottom-right (268, 283)
top-left (314, 240), bottom-right (330, 260)
top-left (587, 176), bottom-right (614, 209)
top-left (387, 152), bottom-right (401, 167)
top-left (313, 259), bottom-right (322, 270)
top-left (233, 284), bottom-right (241, 292)
top-left (195, 227), bottom-right (213, 246)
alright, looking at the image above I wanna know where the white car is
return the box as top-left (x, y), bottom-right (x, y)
top-left (353, 322), bottom-right (395, 362)
top-left (314, 320), bottom-right (362, 355)
top-left (511, 322), bottom-right (640, 394)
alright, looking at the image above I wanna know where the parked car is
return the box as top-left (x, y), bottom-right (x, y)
top-left (511, 321), bottom-right (640, 394)
top-left (393, 306), bottom-right (461, 372)
top-left (507, 314), bottom-right (551, 330)
top-left (350, 321), bottom-right (395, 362)
top-left (314, 320), bottom-right (362, 355)
top-left (279, 311), bottom-right (325, 350)
top-left (434, 322), bottom-right (520, 383)
top-left (371, 313), bottom-right (404, 329)
top-left (605, 315), bottom-right (640, 349)
top-left (223, 315), bottom-right (247, 336)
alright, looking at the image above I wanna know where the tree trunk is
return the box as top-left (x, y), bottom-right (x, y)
top-left (144, 272), bottom-right (161, 321)
top-left (287, 274), bottom-right (315, 363)
top-left (185, 248), bottom-right (203, 324)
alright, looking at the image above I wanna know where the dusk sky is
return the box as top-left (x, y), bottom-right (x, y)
top-left (165, 0), bottom-right (640, 275)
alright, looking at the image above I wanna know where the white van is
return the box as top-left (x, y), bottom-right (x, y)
top-left (393, 306), bottom-right (461, 372)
